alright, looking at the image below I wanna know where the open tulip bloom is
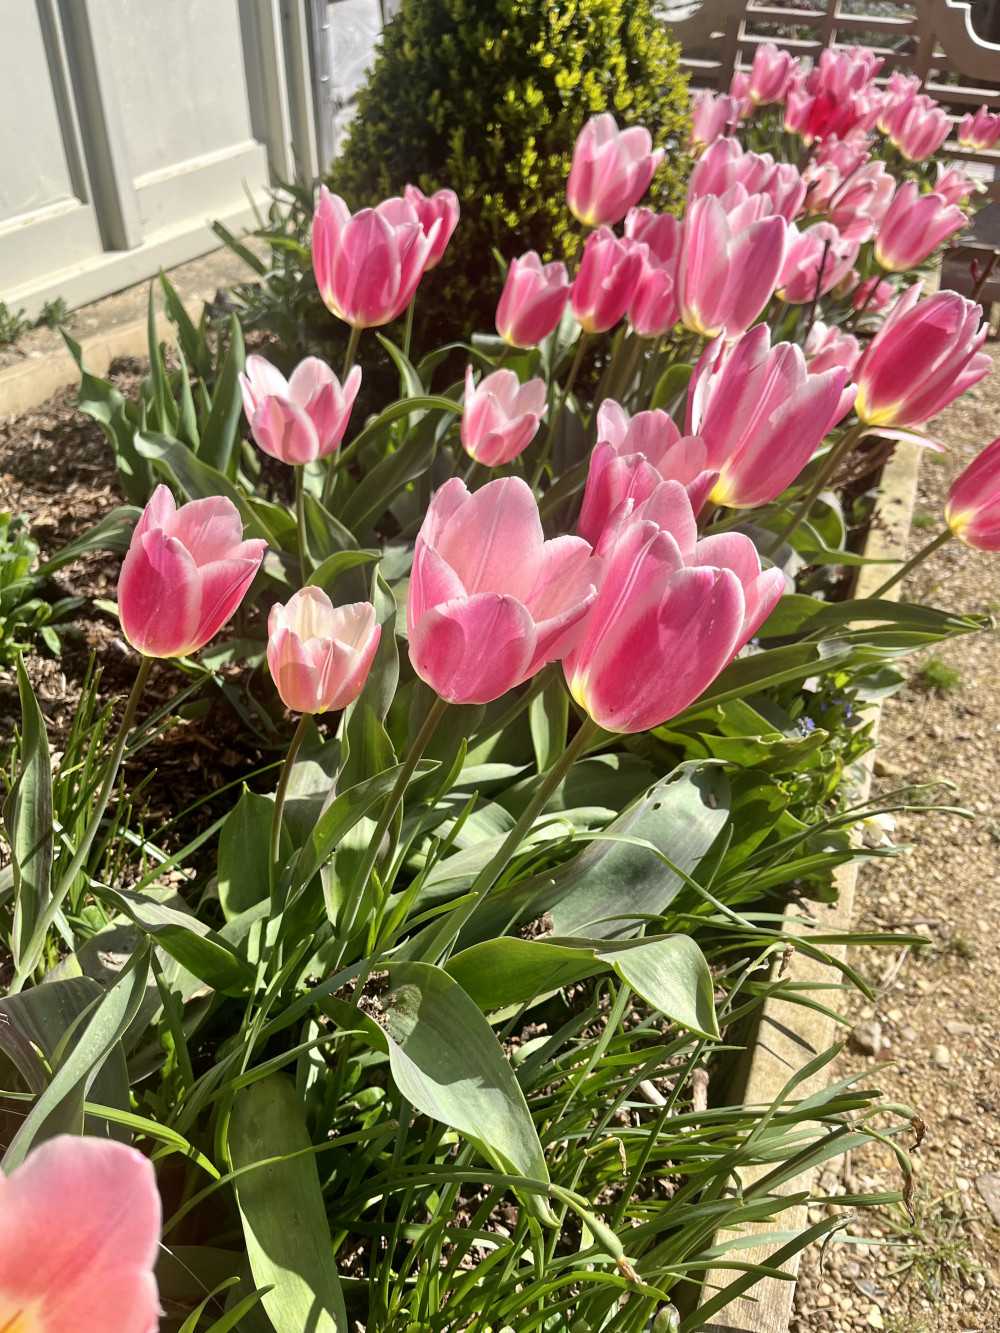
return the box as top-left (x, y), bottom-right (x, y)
top-left (461, 367), bottom-right (547, 466)
top-left (403, 184), bottom-right (460, 270)
top-left (495, 252), bottom-right (570, 348)
top-left (119, 486), bottom-right (267, 659)
top-left (946, 436), bottom-right (1000, 550)
top-left (566, 113), bottom-right (664, 228)
top-left (677, 194), bottom-right (787, 339)
top-left (873, 181), bottom-right (966, 273)
top-left (268, 587), bottom-right (381, 715)
top-left (0, 1135), bottom-right (161, 1333)
top-left (407, 477), bottom-right (597, 705)
top-left (564, 481), bottom-right (785, 733)
top-left (240, 354), bottom-right (362, 463)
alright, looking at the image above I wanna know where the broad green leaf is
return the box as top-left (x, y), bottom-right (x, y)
top-left (376, 332), bottom-right (425, 401)
top-left (340, 394), bottom-right (459, 470)
top-left (4, 658), bottom-right (53, 970)
top-left (135, 432), bottom-right (277, 545)
top-left (601, 935), bottom-right (719, 1039)
top-left (62, 329), bottom-right (152, 502)
top-left (229, 1074), bottom-right (347, 1333)
top-left (529, 674), bottom-right (569, 774)
top-left (160, 270), bottom-right (214, 381)
top-left (97, 887), bottom-right (254, 995)
top-left (650, 363), bottom-right (694, 412)
top-left (147, 283), bottom-right (180, 434)
top-left (174, 346), bottom-right (200, 450)
top-left (340, 411), bottom-right (453, 535)
top-left (3, 943), bottom-right (150, 1168)
top-left (307, 549), bottom-right (380, 596)
top-left (210, 219), bottom-right (269, 275)
top-left (219, 790), bottom-right (290, 921)
top-left (302, 493), bottom-right (359, 564)
top-left (36, 506), bottom-right (140, 576)
top-left (197, 315), bottom-right (246, 477)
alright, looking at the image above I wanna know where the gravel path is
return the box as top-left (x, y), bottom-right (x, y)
top-left (791, 355), bottom-right (1000, 1333)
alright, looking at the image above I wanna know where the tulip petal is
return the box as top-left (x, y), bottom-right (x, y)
top-left (167, 494), bottom-right (249, 564)
top-left (119, 529), bottom-right (201, 657)
top-left (407, 541), bottom-right (469, 629)
top-left (434, 477), bottom-right (544, 601)
top-left (409, 594), bottom-right (537, 704)
top-left (193, 549), bottom-right (267, 652)
top-left (287, 356), bottom-right (337, 407)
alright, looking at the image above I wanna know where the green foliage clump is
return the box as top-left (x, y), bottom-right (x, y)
top-left (0, 513), bottom-right (82, 662)
top-left (329, 0), bottom-right (691, 342)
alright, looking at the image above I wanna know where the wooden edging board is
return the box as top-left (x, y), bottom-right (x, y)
top-left (698, 439), bottom-right (923, 1333)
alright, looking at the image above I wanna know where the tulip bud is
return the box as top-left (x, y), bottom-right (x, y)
top-left (677, 196), bottom-right (787, 340)
top-left (407, 477), bottom-right (597, 705)
top-left (495, 252), bottom-right (570, 348)
top-left (945, 436), bottom-right (1000, 550)
top-left (873, 182), bottom-right (966, 273)
top-left (119, 486), bottom-right (266, 658)
top-left (748, 42), bottom-right (796, 105)
top-left (625, 208), bottom-right (681, 338)
top-left (851, 275), bottom-right (894, 312)
top-left (461, 367), bottom-right (547, 467)
top-left (958, 106), bottom-right (1000, 151)
top-left (404, 184), bottom-right (460, 270)
top-left (566, 113), bottom-right (664, 229)
top-left (689, 89), bottom-right (740, 152)
top-left (268, 587), bottom-right (380, 714)
top-left (564, 481), bottom-right (785, 732)
top-left (571, 228), bottom-right (646, 334)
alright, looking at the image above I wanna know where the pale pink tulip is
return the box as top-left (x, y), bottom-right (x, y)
top-left (688, 140), bottom-right (803, 218)
top-left (240, 354), bottom-right (361, 463)
top-left (946, 436), bottom-right (1000, 549)
top-left (496, 252), bottom-right (570, 348)
top-left (312, 186), bottom-right (438, 328)
top-left (687, 325), bottom-right (854, 509)
top-left (935, 164), bottom-right (979, 208)
top-left (268, 587), bottom-right (380, 714)
top-left (0, 1135), bottom-right (160, 1333)
top-left (407, 477), bottom-right (597, 705)
top-left (578, 400), bottom-right (712, 546)
top-left (571, 228), bottom-right (646, 334)
top-left (564, 481), bottom-right (784, 732)
top-left (874, 182), bottom-right (966, 272)
top-left (625, 208), bottom-right (681, 337)
top-left (804, 320), bottom-right (861, 377)
top-left (777, 222), bottom-right (859, 304)
top-left (729, 70), bottom-right (752, 117)
top-left (689, 89), bottom-right (740, 151)
top-left (404, 184), bottom-right (460, 269)
top-left (119, 486), bottom-right (266, 658)
top-left (958, 106), bottom-right (1000, 151)
top-left (748, 43), bottom-right (797, 105)
top-left (854, 285), bottom-right (991, 428)
top-left (566, 113), bottom-right (664, 228)
top-left (677, 195), bottom-right (786, 339)
top-left (461, 367), bottom-right (547, 466)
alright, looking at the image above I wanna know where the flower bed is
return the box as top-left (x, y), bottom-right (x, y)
top-left (2, 30), bottom-right (1000, 1333)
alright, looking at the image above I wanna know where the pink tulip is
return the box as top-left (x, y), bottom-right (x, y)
top-left (564, 481), bottom-right (785, 732)
top-left (461, 367), bottom-right (547, 466)
top-left (728, 70), bottom-right (753, 117)
top-left (748, 43), bottom-right (797, 105)
top-left (878, 72), bottom-right (922, 135)
top-left (802, 159), bottom-right (844, 215)
top-left (874, 182), bottom-right (966, 272)
top-left (851, 275), bottom-right (894, 312)
top-left (690, 89), bottom-right (740, 151)
top-left (566, 113), bottom-right (664, 228)
top-left (0, 1135), bottom-right (160, 1333)
top-left (407, 477), bottom-right (597, 705)
top-left (625, 208), bottom-right (681, 337)
top-left (495, 252), bottom-right (570, 348)
top-left (240, 354), bottom-right (361, 464)
top-left (887, 94), bottom-right (950, 161)
top-left (578, 400), bottom-right (712, 546)
top-left (777, 222), bottom-right (859, 304)
top-left (677, 195), bottom-right (787, 339)
top-left (958, 106), bottom-right (1000, 151)
top-left (945, 437), bottom-right (1000, 550)
top-left (571, 227), bottom-right (646, 334)
top-left (760, 162), bottom-right (808, 222)
top-left (804, 320), bottom-right (861, 377)
top-left (807, 46), bottom-right (883, 99)
top-left (688, 140), bottom-right (803, 218)
top-left (935, 164), bottom-right (979, 207)
top-left (267, 587), bottom-right (380, 714)
top-left (403, 184), bottom-right (460, 269)
top-left (687, 325), bottom-right (854, 509)
top-left (312, 186), bottom-right (438, 328)
top-left (854, 285), bottom-right (991, 428)
top-left (815, 132), bottom-right (871, 176)
top-left (828, 162), bottom-right (895, 244)
top-left (119, 486), bottom-right (266, 659)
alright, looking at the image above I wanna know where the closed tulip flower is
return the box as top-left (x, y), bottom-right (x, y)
top-left (625, 208), bottom-right (681, 338)
top-left (777, 222), bottom-right (859, 304)
top-left (496, 252), bottom-right (570, 348)
top-left (874, 181), bottom-right (966, 272)
top-left (566, 113), bottom-right (664, 228)
top-left (935, 164), bottom-right (979, 207)
top-left (677, 194), bottom-right (787, 339)
top-left (888, 95), bottom-right (950, 161)
top-left (689, 89), bottom-right (740, 151)
top-left (403, 184), bottom-right (460, 269)
top-left (578, 400), bottom-right (711, 546)
top-left (312, 186), bottom-right (438, 328)
top-left (958, 106), bottom-right (1000, 151)
top-left (748, 42), bottom-right (796, 105)
top-left (854, 285), bottom-right (991, 428)
top-left (687, 325), bottom-right (854, 509)
top-left (461, 367), bottom-right (547, 467)
top-left (571, 227), bottom-right (646, 334)
top-left (0, 1134), bottom-right (160, 1333)
top-left (851, 274), bottom-right (894, 312)
top-left (407, 477), bottom-right (597, 705)
top-left (119, 486), bottom-right (266, 659)
top-left (268, 587), bottom-right (380, 714)
top-left (945, 436), bottom-right (1000, 550)
top-left (804, 320), bottom-right (861, 377)
top-left (240, 354), bottom-right (361, 463)
top-left (564, 481), bottom-right (785, 733)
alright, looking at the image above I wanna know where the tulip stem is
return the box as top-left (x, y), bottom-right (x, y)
top-left (342, 325), bottom-right (362, 382)
top-left (270, 712), bottom-right (312, 899)
top-left (531, 334), bottom-right (589, 490)
top-left (414, 714), bottom-right (601, 964)
top-left (295, 466), bottom-right (312, 580)
top-left (402, 299), bottom-right (416, 361)
top-left (11, 654), bottom-right (154, 993)
top-left (868, 527), bottom-right (953, 600)
top-left (330, 692), bottom-right (450, 966)
top-left (765, 421), bottom-right (868, 558)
